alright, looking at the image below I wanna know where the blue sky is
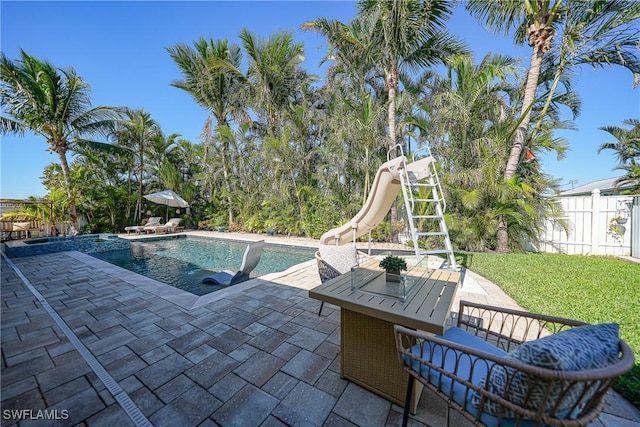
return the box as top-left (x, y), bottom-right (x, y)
top-left (1, 1), bottom-right (638, 199)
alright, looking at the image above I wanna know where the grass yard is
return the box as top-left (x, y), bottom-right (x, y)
top-left (458, 252), bottom-right (640, 408)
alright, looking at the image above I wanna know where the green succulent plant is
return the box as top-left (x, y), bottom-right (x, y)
top-left (379, 255), bottom-right (407, 272)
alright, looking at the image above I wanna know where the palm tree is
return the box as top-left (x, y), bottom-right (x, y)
top-left (532, 2), bottom-right (640, 141)
top-left (466, 0), bottom-right (640, 251)
top-left (425, 53), bottom-right (521, 169)
top-left (239, 29), bottom-right (306, 137)
top-left (357, 0), bottom-right (467, 154)
top-left (301, 17), bottom-right (375, 95)
top-left (112, 108), bottom-right (160, 222)
top-left (302, 17), bottom-right (386, 203)
top-left (1, 50), bottom-right (121, 231)
top-left (168, 37), bottom-right (247, 225)
top-left (167, 37), bottom-right (246, 130)
top-left (598, 118), bottom-right (640, 193)
top-left (305, 0), bottom-right (466, 241)
top-left (405, 51), bottom-right (570, 251)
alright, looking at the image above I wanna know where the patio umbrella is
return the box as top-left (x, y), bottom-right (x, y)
top-left (143, 190), bottom-right (189, 222)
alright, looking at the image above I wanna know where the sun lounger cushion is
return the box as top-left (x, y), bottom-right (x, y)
top-left (125, 217), bottom-right (161, 233)
top-left (144, 218), bottom-right (182, 233)
top-left (474, 323), bottom-right (621, 417)
top-left (12, 222), bottom-right (31, 232)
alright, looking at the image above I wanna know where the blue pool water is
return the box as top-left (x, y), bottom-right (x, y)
top-left (92, 236), bottom-right (315, 296)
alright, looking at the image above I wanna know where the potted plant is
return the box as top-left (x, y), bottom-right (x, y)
top-left (379, 255), bottom-right (407, 282)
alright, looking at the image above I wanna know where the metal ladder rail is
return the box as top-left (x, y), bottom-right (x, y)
top-left (392, 144), bottom-right (423, 261)
top-left (411, 146), bottom-right (446, 214)
top-left (408, 177), bottom-right (457, 269)
top-left (398, 166), bottom-right (422, 261)
top-left (424, 175), bottom-right (456, 269)
top-left (402, 147), bottom-right (457, 270)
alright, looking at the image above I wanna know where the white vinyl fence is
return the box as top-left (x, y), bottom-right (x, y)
top-left (538, 190), bottom-right (638, 257)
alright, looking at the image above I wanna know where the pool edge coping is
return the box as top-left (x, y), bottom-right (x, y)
top-left (65, 250), bottom-right (316, 311)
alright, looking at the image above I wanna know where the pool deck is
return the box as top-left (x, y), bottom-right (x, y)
top-left (2, 231), bottom-right (639, 426)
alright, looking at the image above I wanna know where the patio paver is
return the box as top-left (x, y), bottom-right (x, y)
top-left (1, 238), bottom-right (639, 426)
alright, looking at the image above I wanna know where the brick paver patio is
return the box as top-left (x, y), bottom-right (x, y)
top-left (2, 235), bottom-right (639, 426)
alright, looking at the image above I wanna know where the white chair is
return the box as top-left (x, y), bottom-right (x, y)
top-left (202, 240), bottom-right (265, 286)
top-left (125, 217), bottom-right (161, 234)
top-left (144, 218), bottom-right (182, 234)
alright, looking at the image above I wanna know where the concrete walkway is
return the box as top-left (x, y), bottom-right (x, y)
top-left (2, 232), bottom-right (639, 426)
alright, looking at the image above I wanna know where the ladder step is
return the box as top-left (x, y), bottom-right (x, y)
top-left (412, 198), bottom-right (440, 203)
top-left (416, 232), bottom-right (447, 236)
top-left (413, 215), bottom-right (443, 219)
top-left (411, 183), bottom-right (436, 188)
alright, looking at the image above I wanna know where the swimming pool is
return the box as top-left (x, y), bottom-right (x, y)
top-left (92, 236), bottom-right (315, 296)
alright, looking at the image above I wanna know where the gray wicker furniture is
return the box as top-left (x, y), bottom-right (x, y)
top-left (314, 245), bottom-right (358, 315)
top-left (394, 300), bottom-right (635, 427)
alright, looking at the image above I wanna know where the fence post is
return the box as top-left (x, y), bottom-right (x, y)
top-left (632, 196), bottom-right (640, 258)
top-left (591, 189), bottom-right (601, 255)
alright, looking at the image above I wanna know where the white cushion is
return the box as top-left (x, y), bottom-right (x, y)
top-left (319, 244), bottom-right (358, 274)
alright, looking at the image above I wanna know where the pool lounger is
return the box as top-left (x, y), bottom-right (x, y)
top-left (201, 240), bottom-right (264, 286)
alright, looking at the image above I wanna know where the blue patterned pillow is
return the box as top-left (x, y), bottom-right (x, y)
top-left (473, 323), bottom-right (620, 417)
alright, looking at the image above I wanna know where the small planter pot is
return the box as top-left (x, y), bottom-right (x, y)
top-left (217, 226), bottom-right (225, 232)
top-left (386, 271), bottom-right (401, 282)
top-left (615, 217), bottom-right (628, 225)
top-left (266, 229), bottom-right (275, 236)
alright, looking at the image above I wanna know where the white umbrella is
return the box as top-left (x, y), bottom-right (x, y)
top-left (143, 190), bottom-right (189, 222)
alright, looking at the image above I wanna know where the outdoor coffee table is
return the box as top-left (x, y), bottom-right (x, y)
top-left (309, 257), bottom-right (460, 410)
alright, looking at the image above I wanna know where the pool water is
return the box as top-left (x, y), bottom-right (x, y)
top-left (92, 236), bottom-right (315, 296)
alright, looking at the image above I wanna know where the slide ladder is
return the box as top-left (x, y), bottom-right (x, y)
top-left (397, 147), bottom-right (457, 270)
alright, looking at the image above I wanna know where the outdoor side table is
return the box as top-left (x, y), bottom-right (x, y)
top-left (309, 258), bottom-right (460, 410)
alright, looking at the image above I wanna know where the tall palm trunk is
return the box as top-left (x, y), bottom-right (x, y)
top-left (220, 141), bottom-right (234, 226)
top-left (504, 48), bottom-right (544, 180)
top-left (496, 29), bottom-right (548, 252)
top-left (387, 68), bottom-right (400, 241)
top-left (386, 69), bottom-right (399, 157)
top-left (387, 73), bottom-right (398, 159)
top-left (138, 146), bottom-right (144, 223)
top-left (126, 163), bottom-right (132, 221)
top-left (56, 148), bottom-right (78, 232)
top-left (214, 118), bottom-right (234, 226)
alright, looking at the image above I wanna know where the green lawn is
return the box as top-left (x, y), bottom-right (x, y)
top-left (458, 252), bottom-right (640, 408)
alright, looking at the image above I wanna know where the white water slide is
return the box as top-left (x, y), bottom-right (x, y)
top-left (319, 155), bottom-right (435, 246)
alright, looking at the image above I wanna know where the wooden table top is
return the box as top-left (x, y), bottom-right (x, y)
top-left (309, 265), bottom-right (460, 335)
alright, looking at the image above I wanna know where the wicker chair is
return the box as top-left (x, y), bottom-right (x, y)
top-left (394, 300), bottom-right (635, 427)
top-left (314, 245), bottom-right (360, 315)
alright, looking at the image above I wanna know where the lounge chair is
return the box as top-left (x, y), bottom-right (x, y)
top-left (202, 240), bottom-right (265, 286)
top-left (315, 244), bottom-right (359, 315)
top-left (394, 300), bottom-right (635, 427)
top-left (125, 217), bottom-right (161, 235)
top-left (144, 218), bottom-right (183, 234)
